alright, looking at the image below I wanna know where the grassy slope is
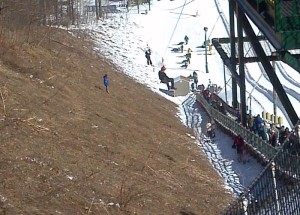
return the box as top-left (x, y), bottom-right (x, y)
top-left (0, 27), bottom-right (232, 215)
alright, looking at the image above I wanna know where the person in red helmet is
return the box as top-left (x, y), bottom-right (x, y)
top-left (158, 66), bottom-right (175, 90)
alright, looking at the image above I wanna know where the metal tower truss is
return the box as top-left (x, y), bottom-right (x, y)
top-left (212, 0), bottom-right (299, 126)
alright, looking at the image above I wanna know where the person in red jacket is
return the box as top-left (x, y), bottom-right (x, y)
top-left (233, 134), bottom-right (245, 163)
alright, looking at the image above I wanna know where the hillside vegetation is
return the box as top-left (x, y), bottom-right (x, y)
top-left (0, 2), bottom-right (232, 214)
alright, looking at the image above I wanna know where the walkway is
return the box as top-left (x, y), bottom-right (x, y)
top-left (182, 94), bottom-right (264, 196)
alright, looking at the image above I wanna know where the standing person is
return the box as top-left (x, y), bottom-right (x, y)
top-left (203, 88), bottom-right (210, 102)
top-left (186, 53), bottom-right (191, 65)
top-left (235, 108), bottom-right (241, 123)
top-left (218, 102), bottom-right (226, 114)
top-left (211, 118), bottom-right (216, 138)
top-left (126, 0), bottom-right (129, 11)
top-left (208, 79), bottom-right (212, 87)
top-left (206, 118), bottom-right (216, 138)
top-left (269, 129), bottom-right (277, 147)
top-left (233, 134), bottom-right (245, 163)
top-left (206, 120), bottom-right (212, 138)
top-left (193, 71), bottom-right (198, 89)
top-left (158, 66), bottom-right (175, 90)
top-left (186, 48), bottom-right (192, 64)
top-left (253, 114), bottom-right (264, 134)
top-left (187, 48), bottom-right (192, 58)
top-left (248, 115), bottom-right (254, 131)
top-left (145, 48), bottom-right (153, 66)
top-left (210, 92), bottom-right (218, 108)
top-left (191, 82), bottom-right (195, 91)
top-left (103, 74), bottom-right (109, 93)
top-left (269, 126), bottom-right (279, 147)
top-left (184, 35), bottom-right (189, 45)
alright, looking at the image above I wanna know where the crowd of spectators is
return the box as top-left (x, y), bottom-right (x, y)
top-left (245, 114), bottom-right (300, 156)
top-left (198, 84), bottom-right (300, 156)
top-left (243, 114), bottom-right (299, 156)
top-left (241, 113), bottom-right (300, 156)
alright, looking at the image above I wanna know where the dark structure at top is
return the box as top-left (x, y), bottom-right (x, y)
top-left (212, 0), bottom-right (300, 127)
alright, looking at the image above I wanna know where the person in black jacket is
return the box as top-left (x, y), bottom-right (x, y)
top-left (145, 48), bottom-right (153, 66)
top-left (192, 71), bottom-right (198, 88)
top-left (184, 35), bottom-right (189, 45)
top-left (158, 66), bottom-right (175, 90)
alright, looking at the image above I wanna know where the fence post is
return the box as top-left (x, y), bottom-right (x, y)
top-left (271, 161), bottom-right (281, 214)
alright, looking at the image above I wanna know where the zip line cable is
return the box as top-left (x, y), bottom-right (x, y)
top-left (166, 0), bottom-right (195, 11)
top-left (162, 0), bottom-right (188, 60)
top-left (169, 11), bottom-right (198, 17)
top-left (208, 15), bottom-right (220, 40)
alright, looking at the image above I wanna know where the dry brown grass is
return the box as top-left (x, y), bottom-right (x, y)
top-left (0, 26), bottom-right (233, 215)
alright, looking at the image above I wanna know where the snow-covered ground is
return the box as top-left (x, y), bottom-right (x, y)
top-left (70, 0), bottom-right (300, 196)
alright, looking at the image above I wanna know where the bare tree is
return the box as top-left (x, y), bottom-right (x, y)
top-left (95, 0), bottom-right (99, 19)
top-left (98, 0), bottom-right (102, 18)
top-left (39, 0), bottom-right (46, 25)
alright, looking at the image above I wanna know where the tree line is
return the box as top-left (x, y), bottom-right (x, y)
top-left (0, 0), bottom-right (108, 28)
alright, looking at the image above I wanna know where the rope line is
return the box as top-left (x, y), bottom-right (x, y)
top-left (166, 0), bottom-right (195, 11)
top-left (162, 0), bottom-right (188, 60)
top-left (208, 15), bottom-right (220, 40)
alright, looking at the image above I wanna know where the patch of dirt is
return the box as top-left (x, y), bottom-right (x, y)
top-left (0, 27), bottom-right (233, 214)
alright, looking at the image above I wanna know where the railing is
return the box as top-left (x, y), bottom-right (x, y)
top-left (221, 160), bottom-right (300, 215)
top-left (196, 93), bottom-right (300, 176)
top-left (195, 92), bottom-right (300, 214)
top-left (196, 93), bottom-right (278, 161)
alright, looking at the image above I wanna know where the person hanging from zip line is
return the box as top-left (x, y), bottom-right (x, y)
top-left (158, 66), bottom-right (176, 90)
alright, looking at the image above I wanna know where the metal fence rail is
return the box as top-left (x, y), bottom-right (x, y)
top-left (195, 93), bottom-right (300, 214)
top-left (221, 161), bottom-right (300, 215)
top-left (196, 93), bottom-right (278, 161)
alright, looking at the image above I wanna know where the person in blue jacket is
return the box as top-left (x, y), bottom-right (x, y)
top-left (253, 114), bottom-right (264, 134)
top-left (103, 74), bottom-right (109, 93)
